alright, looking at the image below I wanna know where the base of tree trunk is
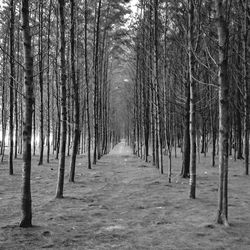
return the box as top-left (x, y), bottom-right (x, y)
top-left (215, 211), bottom-right (229, 227)
top-left (189, 187), bottom-right (195, 199)
top-left (55, 192), bottom-right (64, 199)
top-left (20, 219), bottom-right (32, 228)
top-left (237, 156), bottom-right (244, 160)
top-left (180, 173), bottom-right (190, 178)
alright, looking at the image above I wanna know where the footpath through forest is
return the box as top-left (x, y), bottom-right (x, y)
top-left (0, 141), bottom-right (250, 249)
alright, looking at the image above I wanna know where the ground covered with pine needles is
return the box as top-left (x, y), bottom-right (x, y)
top-left (0, 142), bottom-right (250, 249)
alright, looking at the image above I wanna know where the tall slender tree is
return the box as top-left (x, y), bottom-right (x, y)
top-left (46, 0), bottom-right (52, 163)
top-left (56, 0), bottom-right (67, 198)
top-left (20, 0), bottom-right (34, 228)
top-left (188, 0), bottom-right (196, 199)
top-left (85, 0), bottom-right (91, 170)
top-left (8, 0), bottom-right (15, 175)
top-left (38, 0), bottom-right (44, 166)
top-left (242, 0), bottom-right (249, 175)
top-left (214, 0), bottom-right (230, 226)
top-left (69, 0), bottom-right (80, 182)
top-left (93, 0), bottom-right (102, 165)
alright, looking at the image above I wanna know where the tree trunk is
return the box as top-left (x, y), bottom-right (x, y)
top-left (85, 0), bottom-right (91, 169)
top-left (236, 20), bottom-right (243, 160)
top-left (46, 0), bottom-right (52, 163)
top-left (154, 0), bottom-right (163, 174)
top-left (181, 77), bottom-right (190, 178)
top-left (20, 0), bottom-right (33, 228)
top-left (15, 15), bottom-right (21, 159)
top-left (32, 102), bottom-right (36, 156)
top-left (55, 7), bottom-right (60, 160)
top-left (8, 0), bottom-right (15, 175)
top-left (212, 124), bottom-right (217, 166)
top-left (38, 0), bottom-right (44, 166)
top-left (69, 0), bottom-right (80, 182)
top-left (214, 0), bottom-right (230, 226)
top-left (188, 0), bottom-right (196, 199)
top-left (242, 0), bottom-right (249, 175)
top-left (1, 38), bottom-right (7, 161)
top-left (93, 0), bottom-right (102, 165)
top-left (56, 0), bottom-right (67, 198)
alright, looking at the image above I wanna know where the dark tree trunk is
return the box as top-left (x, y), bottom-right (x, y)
top-left (85, 0), bottom-right (91, 169)
top-left (56, 0), bottom-right (67, 198)
top-left (93, 0), bottom-right (102, 165)
top-left (188, 0), bottom-right (196, 199)
top-left (8, 0), bottom-right (15, 175)
top-left (20, 0), bottom-right (33, 228)
top-left (69, 0), bottom-right (80, 182)
top-left (214, 0), bottom-right (230, 226)
top-left (46, 0), bottom-right (52, 163)
top-left (242, 0), bottom-right (249, 175)
top-left (181, 78), bottom-right (190, 178)
top-left (38, 0), bottom-right (44, 166)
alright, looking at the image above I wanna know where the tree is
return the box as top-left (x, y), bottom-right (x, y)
top-left (69, 0), bottom-right (80, 182)
top-left (56, 0), bottom-right (67, 198)
top-left (214, 0), bottom-right (230, 226)
top-left (85, 0), bottom-right (92, 170)
top-left (242, 0), bottom-right (249, 175)
top-left (188, 0), bottom-right (196, 199)
top-left (20, 0), bottom-right (34, 228)
top-left (38, 0), bottom-right (44, 166)
top-left (93, 0), bottom-right (102, 165)
top-left (46, 0), bottom-right (52, 163)
top-left (154, 0), bottom-right (163, 174)
top-left (8, 0), bottom-right (15, 175)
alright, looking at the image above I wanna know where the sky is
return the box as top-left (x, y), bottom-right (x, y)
top-left (125, 0), bottom-right (139, 27)
top-left (130, 0), bottom-right (138, 10)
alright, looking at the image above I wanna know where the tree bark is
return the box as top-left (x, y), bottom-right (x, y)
top-left (242, 0), bottom-right (249, 175)
top-left (85, 0), bottom-right (91, 169)
top-left (69, 0), bottom-right (80, 182)
top-left (214, 0), bottom-right (230, 226)
top-left (188, 0), bottom-right (196, 199)
top-left (93, 0), bottom-right (102, 165)
top-left (154, 0), bottom-right (163, 174)
top-left (38, 0), bottom-right (44, 166)
top-left (1, 35), bottom-right (8, 162)
top-left (181, 77), bottom-right (190, 178)
top-left (8, 0), bottom-right (15, 175)
top-left (20, 0), bottom-right (33, 228)
top-left (14, 12), bottom-right (21, 159)
top-left (46, 0), bottom-right (52, 163)
top-left (56, 0), bottom-right (67, 198)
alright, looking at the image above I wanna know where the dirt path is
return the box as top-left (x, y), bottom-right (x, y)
top-left (0, 141), bottom-right (250, 249)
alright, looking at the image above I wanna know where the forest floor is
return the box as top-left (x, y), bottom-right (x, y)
top-left (0, 141), bottom-right (250, 250)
